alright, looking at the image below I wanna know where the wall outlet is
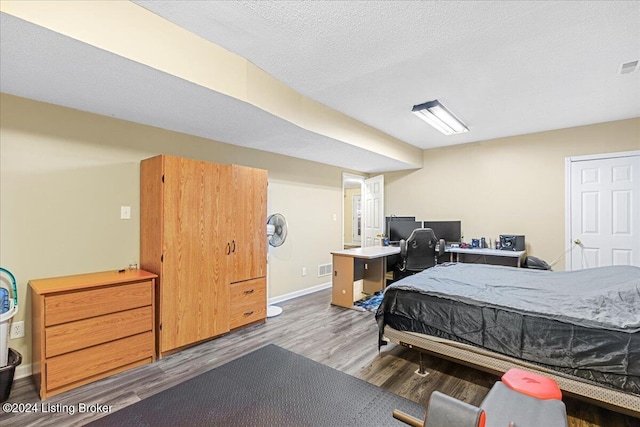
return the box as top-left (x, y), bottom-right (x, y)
top-left (120, 205), bottom-right (131, 220)
top-left (302, 267), bottom-right (307, 276)
top-left (10, 320), bottom-right (24, 339)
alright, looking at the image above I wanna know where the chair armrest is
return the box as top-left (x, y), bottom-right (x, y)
top-left (400, 239), bottom-right (407, 258)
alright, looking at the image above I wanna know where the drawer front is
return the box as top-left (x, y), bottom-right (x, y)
top-left (46, 331), bottom-right (154, 391)
top-left (45, 280), bottom-right (153, 326)
top-left (230, 278), bottom-right (266, 329)
top-left (46, 306), bottom-right (153, 358)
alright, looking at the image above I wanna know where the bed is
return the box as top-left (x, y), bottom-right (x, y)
top-left (375, 263), bottom-right (640, 416)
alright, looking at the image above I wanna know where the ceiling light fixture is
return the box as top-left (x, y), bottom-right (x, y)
top-left (412, 100), bottom-right (468, 135)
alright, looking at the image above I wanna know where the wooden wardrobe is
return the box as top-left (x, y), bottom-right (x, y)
top-left (140, 155), bottom-right (267, 357)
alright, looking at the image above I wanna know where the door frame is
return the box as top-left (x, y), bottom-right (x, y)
top-left (564, 150), bottom-right (640, 271)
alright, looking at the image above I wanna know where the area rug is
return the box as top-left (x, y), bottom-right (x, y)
top-left (87, 344), bottom-right (424, 426)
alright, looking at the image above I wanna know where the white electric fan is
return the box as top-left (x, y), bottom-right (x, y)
top-left (266, 213), bottom-right (288, 317)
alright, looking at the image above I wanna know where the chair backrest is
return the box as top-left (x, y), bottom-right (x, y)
top-left (400, 228), bottom-right (439, 272)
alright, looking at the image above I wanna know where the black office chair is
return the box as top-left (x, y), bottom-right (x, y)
top-left (397, 228), bottom-right (445, 277)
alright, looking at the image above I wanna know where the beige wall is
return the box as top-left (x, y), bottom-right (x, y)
top-left (0, 94), bottom-right (346, 367)
top-left (385, 118), bottom-right (640, 267)
top-left (2, 92), bottom-right (638, 370)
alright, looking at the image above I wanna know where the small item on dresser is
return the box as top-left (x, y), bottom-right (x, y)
top-left (471, 239), bottom-right (480, 248)
top-left (495, 238), bottom-right (501, 250)
top-left (480, 237), bottom-right (486, 249)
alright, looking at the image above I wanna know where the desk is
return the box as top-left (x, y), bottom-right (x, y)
top-left (446, 247), bottom-right (527, 267)
top-left (331, 246), bottom-right (400, 308)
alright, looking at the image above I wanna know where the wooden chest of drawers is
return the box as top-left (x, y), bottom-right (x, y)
top-left (29, 270), bottom-right (157, 399)
top-left (230, 277), bottom-right (266, 330)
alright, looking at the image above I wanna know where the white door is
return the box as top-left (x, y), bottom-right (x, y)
top-left (363, 175), bottom-right (384, 247)
top-left (567, 151), bottom-right (640, 270)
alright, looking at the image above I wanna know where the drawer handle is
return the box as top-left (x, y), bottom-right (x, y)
top-left (226, 243), bottom-right (231, 255)
top-left (244, 289), bottom-right (254, 295)
top-left (243, 311), bottom-right (254, 316)
top-left (232, 240), bottom-right (236, 253)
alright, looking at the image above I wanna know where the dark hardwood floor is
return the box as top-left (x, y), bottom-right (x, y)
top-left (1, 288), bottom-right (637, 426)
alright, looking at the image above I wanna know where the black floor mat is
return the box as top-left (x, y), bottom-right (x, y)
top-left (87, 344), bottom-right (425, 427)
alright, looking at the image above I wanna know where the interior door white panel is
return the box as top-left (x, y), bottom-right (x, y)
top-left (568, 152), bottom-right (639, 270)
top-left (363, 175), bottom-right (384, 247)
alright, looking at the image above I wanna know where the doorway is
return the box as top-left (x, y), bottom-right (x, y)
top-left (342, 173), bottom-right (385, 249)
top-left (343, 173), bottom-right (364, 249)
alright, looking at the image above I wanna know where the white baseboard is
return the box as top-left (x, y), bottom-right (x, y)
top-left (268, 281), bottom-right (331, 305)
top-left (9, 283), bottom-right (331, 381)
top-left (14, 363), bottom-right (32, 380)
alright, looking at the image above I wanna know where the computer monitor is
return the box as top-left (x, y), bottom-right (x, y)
top-left (422, 221), bottom-right (462, 243)
top-left (385, 216), bottom-right (414, 236)
top-left (387, 217), bottom-right (421, 244)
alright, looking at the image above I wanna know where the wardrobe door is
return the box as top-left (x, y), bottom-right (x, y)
top-left (161, 157), bottom-right (230, 353)
top-left (229, 165), bottom-right (267, 283)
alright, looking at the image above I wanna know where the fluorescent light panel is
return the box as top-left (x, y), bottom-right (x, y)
top-left (412, 100), bottom-right (468, 135)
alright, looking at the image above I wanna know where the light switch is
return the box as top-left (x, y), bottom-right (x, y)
top-left (120, 206), bottom-right (131, 220)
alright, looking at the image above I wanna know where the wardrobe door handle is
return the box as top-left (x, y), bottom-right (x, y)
top-left (232, 240), bottom-right (236, 253)
top-left (226, 243), bottom-right (231, 255)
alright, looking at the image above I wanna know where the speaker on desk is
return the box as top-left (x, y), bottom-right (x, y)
top-left (499, 235), bottom-right (525, 251)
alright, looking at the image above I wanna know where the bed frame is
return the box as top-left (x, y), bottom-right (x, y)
top-left (383, 326), bottom-right (640, 418)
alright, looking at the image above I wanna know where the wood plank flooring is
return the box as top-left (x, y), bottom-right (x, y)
top-left (1, 289), bottom-right (637, 426)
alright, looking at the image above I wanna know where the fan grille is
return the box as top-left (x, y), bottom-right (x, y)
top-left (267, 213), bottom-right (288, 247)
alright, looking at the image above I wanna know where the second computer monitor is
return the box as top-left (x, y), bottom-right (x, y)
top-left (422, 221), bottom-right (462, 243)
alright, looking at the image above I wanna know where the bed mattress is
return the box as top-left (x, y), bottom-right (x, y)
top-left (375, 263), bottom-right (640, 394)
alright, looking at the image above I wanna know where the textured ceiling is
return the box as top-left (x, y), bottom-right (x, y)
top-left (2, 1), bottom-right (639, 173)
top-left (134, 0), bottom-right (640, 149)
